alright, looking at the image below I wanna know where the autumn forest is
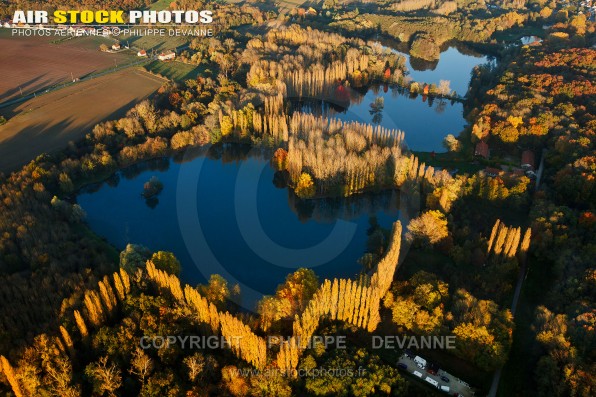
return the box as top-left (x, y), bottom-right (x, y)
top-left (0, 0), bottom-right (594, 396)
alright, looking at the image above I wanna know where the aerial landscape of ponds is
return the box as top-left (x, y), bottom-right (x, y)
top-left (78, 44), bottom-right (491, 307)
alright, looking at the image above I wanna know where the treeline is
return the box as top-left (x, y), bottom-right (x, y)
top-left (244, 24), bottom-right (407, 97)
top-left (486, 219), bottom-right (531, 263)
top-left (146, 262), bottom-right (268, 370)
top-left (276, 221), bottom-right (402, 375)
top-left (285, 112), bottom-right (405, 196)
top-left (0, 222), bottom-right (405, 395)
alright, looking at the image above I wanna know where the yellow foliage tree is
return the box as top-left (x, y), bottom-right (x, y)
top-left (220, 115), bottom-right (234, 136)
top-left (294, 173), bottom-right (315, 199)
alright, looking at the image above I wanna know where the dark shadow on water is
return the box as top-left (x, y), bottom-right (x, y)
top-left (145, 196), bottom-right (159, 209)
top-left (272, 170), bottom-right (290, 189)
top-left (288, 188), bottom-right (400, 223)
top-left (206, 142), bottom-right (253, 163)
top-left (121, 157), bottom-right (170, 180)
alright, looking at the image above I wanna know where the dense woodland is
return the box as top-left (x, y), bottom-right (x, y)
top-left (0, 0), bottom-right (594, 395)
top-left (293, 0), bottom-right (559, 61)
top-left (466, 20), bottom-right (595, 395)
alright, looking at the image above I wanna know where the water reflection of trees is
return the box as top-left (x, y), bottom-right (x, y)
top-left (293, 84), bottom-right (458, 121)
top-left (435, 99), bottom-right (447, 114)
top-left (173, 143), bottom-right (271, 165)
top-left (145, 196), bottom-right (159, 209)
top-left (79, 157), bottom-right (171, 194)
top-left (287, 189), bottom-right (400, 223)
top-left (121, 157), bottom-right (170, 180)
top-left (379, 37), bottom-right (486, 72)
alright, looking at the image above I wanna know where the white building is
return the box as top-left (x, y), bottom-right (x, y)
top-left (158, 50), bottom-right (176, 61)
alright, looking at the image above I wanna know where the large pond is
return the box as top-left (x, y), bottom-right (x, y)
top-left (78, 148), bottom-right (402, 308)
top-left (79, 45), bottom-right (489, 309)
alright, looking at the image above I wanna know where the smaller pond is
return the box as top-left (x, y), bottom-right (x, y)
top-left (298, 86), bottom-right (466, 153)
top-left (404, 47), bottom-right (488, 96)
top-left (382, 43), bottom-right (490, 97)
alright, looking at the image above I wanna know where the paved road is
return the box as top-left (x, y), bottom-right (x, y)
top-left (487, 246), bottom-right (530, 397)
top-left (534, 148), bottom-right (547, 191)
top-left (397, 354), bottom-right (474, 396)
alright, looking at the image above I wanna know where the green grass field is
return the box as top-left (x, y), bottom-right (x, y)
top-left (121, 33), bottom-right (189, 53)
top-left (413, 151), bottom-right (484, 175)
top-left (144, 60), bottom-right (201, 81)
top-left (148, 0), bottom-right (171, 10)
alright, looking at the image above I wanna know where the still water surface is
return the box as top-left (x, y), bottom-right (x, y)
top-left (79, 47), bottom-right (489, 307)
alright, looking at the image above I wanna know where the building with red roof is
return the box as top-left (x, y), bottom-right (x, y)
top-left (521, 150), bottom-right (535, 170)
top-left (474, 141), bottom-right (489, 159)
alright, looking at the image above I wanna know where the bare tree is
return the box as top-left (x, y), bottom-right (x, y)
top-left (85, 357), bottom-right (121, 397)
top-left (129, 348), bottom-right (153, 386)
top-left (184, 353), bottom-right (206, 383)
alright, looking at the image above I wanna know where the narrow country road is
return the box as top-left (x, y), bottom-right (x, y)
top-left (487, 254), bottom-right (529, 397)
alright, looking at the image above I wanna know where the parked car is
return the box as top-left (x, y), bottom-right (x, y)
top-left (441, 376), bottom-right (450, 383)
top-left (397, 363), bottom-right (408, 370)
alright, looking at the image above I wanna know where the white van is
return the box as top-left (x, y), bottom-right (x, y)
top-left (414, 356), bottom-right (427, 369)
top-left (425, 377), bottom-right (439, 387)
top-left (440, 385), bottom-right (450, 392)
top-left (413, 371), bottom-right (423, 378)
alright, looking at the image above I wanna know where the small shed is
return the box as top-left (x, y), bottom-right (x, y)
top-left (483, 167), bottom-right (502, 177)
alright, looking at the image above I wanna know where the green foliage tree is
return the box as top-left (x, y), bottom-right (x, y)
top-left (199, 274), bottom-right (230, 307)
top-left (150, 251), bottom-right (181, 276)
top-left (120, 244), bottom-right (151, 274)
top-left (277, 268), bottom-right (319, 315)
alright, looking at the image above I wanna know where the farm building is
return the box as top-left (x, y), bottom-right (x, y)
top-left (137, 50), bottom-right (147, 57)
top-left (483, 167), bottom-right (502, 177)
top-left (474, 141), bottom-right (489, 159)
top-left (521, 150), bottom-right (535, 170)
top-left (158, 51), bottom-right (176, 61)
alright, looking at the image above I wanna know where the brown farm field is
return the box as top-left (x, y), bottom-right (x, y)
top-left (0, 68), bottom-right (165, 172)
top-left (0, 30), bottom-right (136, 102)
